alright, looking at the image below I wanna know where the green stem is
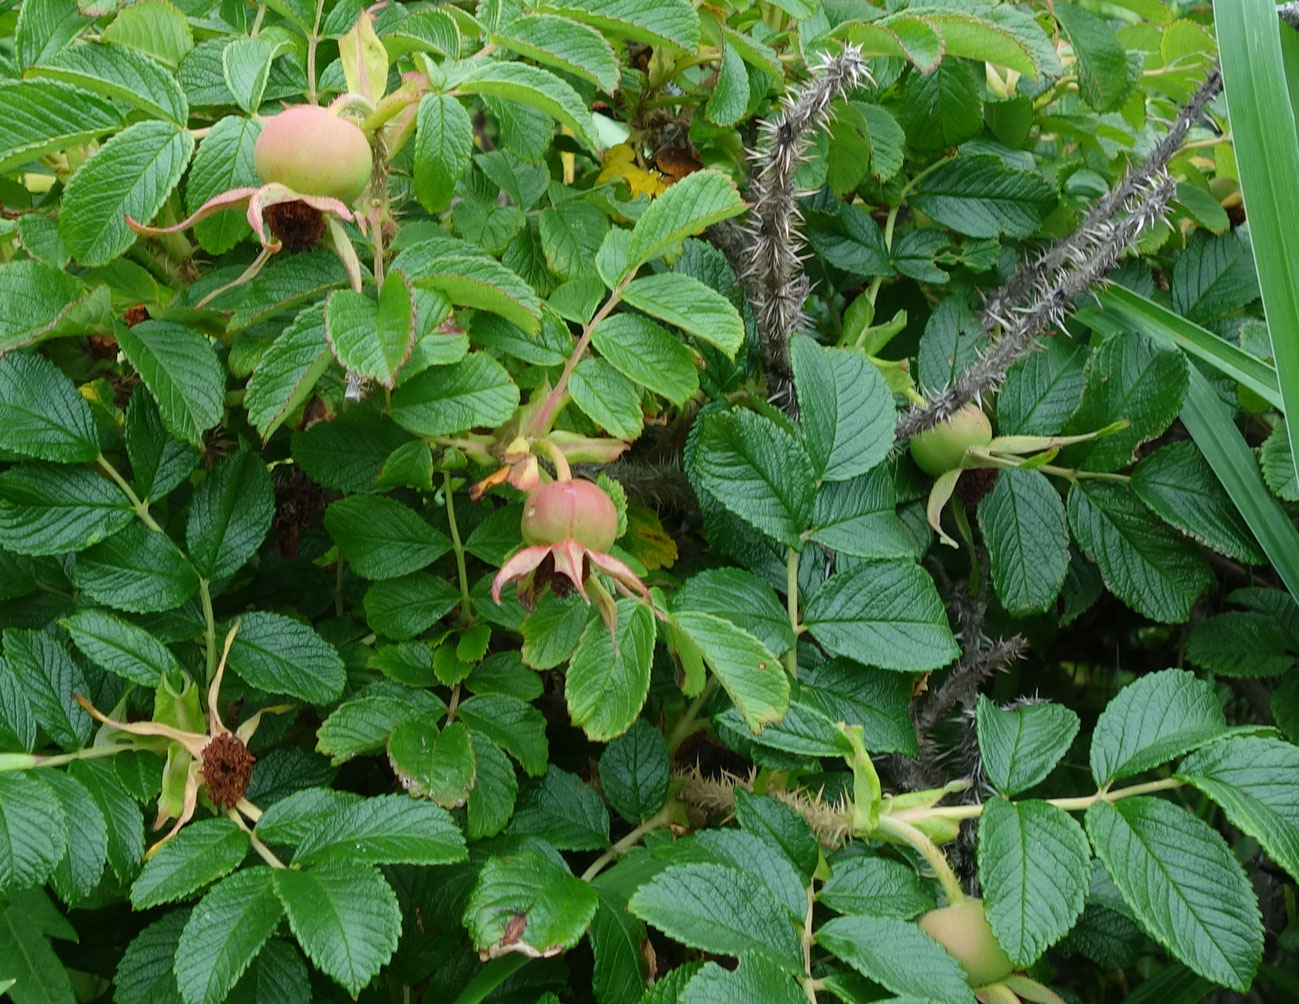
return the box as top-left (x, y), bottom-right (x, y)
top-left (801, 884), bottom-right (818, 1003)
top-left (199, 579), bottom-right (218, 684)
top-left (874, 815), bottom-right (966, 904)
top-left (785, 546), bottom-right (800, 677)
top-left (307, 0), bottom-right (325, 105)
top-left (450, 956), bottom-right (530, 1004)
top-left (444, 471), bottom-right (474, 621)
top-left (579, 802), bottom-right (679, 882)
top-left (890, 776), bottom-right (1187, 825)
top-left (667, 677), bottom-right (721, 755)
top-left (97, 455), bottom-right (165, 533)
top-left (0, 744), bottom-right (134, 771)
top-left (530, 279), bottom-right (630, 435)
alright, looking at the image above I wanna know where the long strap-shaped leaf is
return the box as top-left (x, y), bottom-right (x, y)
top-left (1217, 2), bottom-right (1299, 486)
top-left (1181, 368), bottom-right (1299, 602)
top-left (1092, 286), bottom-right (1281, 409)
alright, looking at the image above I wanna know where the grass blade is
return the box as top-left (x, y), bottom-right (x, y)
top-left (1090, 287), bottom-right (1281, 409)
top-left (1216, 1), bottom-right (1299, 485)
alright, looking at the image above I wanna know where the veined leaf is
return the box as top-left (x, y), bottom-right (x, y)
top-left (910, 154), bottom-right (1056, 238)
top-left (130, 818), bottom-right (249, 909)
top-left (322, 495), bottom-right (451, 580)
top-left (492, 14), bottom-right (620, 94)
top-left (411, 254), bottom-right (541, 333)
top-left (175, 868), bottom-right (283, 1004)
top-left (413, 92), bottom-right (474, 214)
top-left (671, 610), bottom-right (789, 734)
top-left (244, 304), bottom-right (332, 442)
top-left (274, 862), bottom-right (401, 996)
top-left (0, 79), bottom-right (122, 174)
top-left (61, 608), bottom-right (179, 687)
top-left (186, 450), bottom-right (274, 581)
top-left (60, 119), bottom-right (194, 266)
top-left (292, 792), bottom-right (466, 867)
top-left (116, 320), bottom-right (225, 448)
top-left (185, 114), bottom-right (262, 255)
top-left (624, 170), bottom-right (746, 273)
top-left (325, 273), bottom-right (416, 388)
top-left (224, 611), bottom-right (346, 704)
top-left (978, 467), bottom-right (1070, 616)
top-left (34, 42), bottom-right (188, 125)
top-left (566, 600), bottom-right (655, 742)
top-left (817, 913), bottom-right (976, 1002)
top-left (790, 334), bottom-right (895, 482)
top-left (0, 350), bottom-right (100, 463)
top-left (465, 849), bottom-right (599, 959)
top-left (0, 261), bottom-right (112, 357)
top-left (619, 272), bottom-right (746, 358)
top-left (0, 462), bottom-right (132, 556)
top-left (978, 798), bottom-right (1090, 967)
top-left (1086, 797), bottom-right (1262, 991)
top-left (458, 61), bottom-right (599, 151)
top-left (590, 313), bottom-right (698, 405)
top-left (546, 0), bottom-right (700, 52)
top-left (976, 694), bottom-right (1080, 796)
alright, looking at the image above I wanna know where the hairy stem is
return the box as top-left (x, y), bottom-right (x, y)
top-left (874, 814), bottom-right (966, 904)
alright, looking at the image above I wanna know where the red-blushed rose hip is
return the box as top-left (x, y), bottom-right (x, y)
top-left (909, 403), bottom-right (993, 476)
top-left (254, 105), bottom-right (373, 203)
top-left (918, 899), bottom-right (1015, 987)
top-left (521, 479), bottom-right (619, 552)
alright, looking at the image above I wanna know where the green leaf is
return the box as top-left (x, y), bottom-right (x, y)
top-left (0, 350), bottom-right (100, 463)
top-left (125, 391), bottom-right (199, 504)
top-left (539, 202), bottom-right (608, 280)
top-left (35, 42), bottom-right (188, 126)
top-left (569, 357), bottom-right (643, 440)
top-left (1066, 481), bottom-right (1212, 624)
top-left (819, 855), bottom-right (935, 919)
top-left (325, 274), bottom-right (416, 389)
top-left (226, 940), bottom-right (309, 1004)
top-left (413, 92), bottom-right (474, 214)
top-left (1261, 424), bottom-right (1299, 502)
top-left (228, 251), bottom-right (349, 332)
top-left (465, 849), bottom-right (599, 959)
top-left (466, 732), bottom-right (518, 839)
top-left (390, 353), bottom-right (521, 437)
top-left (115, 910), bottom-right (187, 1004)
top-left (1063, 332), bottom-right (1189, 472)
top-left (977, 467), bottom-right (1070, 616)
top-left (186, 115), bottom-right (261, 255)
top-left (322, 495), bottom-right (451, 580)
top-left (74, 522), bottom-right (200, 613)
top-left (0, 771), bottom-right (68, 891)
top-left (3, 627), bottom-right (90, 750)
top-left (1085, 797), bottom-right (1262, 991)
top-left (682, 956), bottom-right (805, 1004)
top-left (599, 718), bottom-right (670, 824)
top-left (734, 789), bottom-right (819, 883)
top-left (225, 611), bottom-right (346, 703)
top-left (363, 573), bottom-right (461, 640)
top-left (409, 253), bottom-right (541, 334)
top-left (68, 758), bottom-right (144, 884)
top-left (805, 203), bottom-right (893, 277)
top-left (674, 567), bottom-right (794, 659)
top-left (816, 914), bottom-right (976, 1002)
top-left (1177, 737), bottom-right (1299, 882)
top-left (1131, 441), bottom-right (1264, 564)
top-left (924, 4), bottom-right (1061, 78)
top-left (978, 798), bottom-right (1090, 967)
top-left (803, 562), bottom-right (959, 672)
top-left (274, 862), bottom-right (400, 997)
top-left (790, 335), bottom-right (895, 482)
top-left (0, 462), bottom-right (132, 556)
top-left (0, 908), bottom-right (76, 1004)
top-left (457, 693), bottom-right (549, 776)
top-left (917, 296), bottom-right (987, 390)
top-left (61, 608), bottom-right (179, 687)
top-left (625, 170), bottom-right (746, 273)
top-left (672, 610), bottom-right (789, 734)
top-left (186, 450), bottom-right (273, 581)
top-left (629, 863), bottom-right (803, 970)
top-left (1170, 232), bottom-right (1259, 326)
top-left (1053, 1), bottom-right (1129, 110)
top-left (40, 770), bottom-right (108, 905)
top-left (1089, 669), bottom-right (1227, 786)
top-left (507, 766), bottom-right (609, 849)
top-left (0, 80), bottom-right (123, 175)
top-left (566, 599), bottom-right (655, 742)
top-left (244, 305), bottom-right (332, 442)
top-left (693, 409), bottom-right (815, 548)
top-left (976, 694), bottom-right (1080, 796)
top-left (996, 337), bottom-right (1087, 437)
top-left (590, 887), bottom-right (649, 1004)
top-left (1185, 612), bottom-right (1294, 678)
top-left (130, 819), bottom-right (249, 909)
top-left (101, 0), bottom-right (194, 68)
top-left (0, 261), bottom-right (112, 357)
top-left (0, 666), bottom-right (36, 753)
top-left (174, 868), bottom-right (282, 1004)
top-left (800, 659), bottom-right (918, 756)
top-left (910, 155), bottom-right (1056, 238)
top-left (459, 61), bottom-right (599, 151)
top-left (314, 684), bottom-right (444, 765)
top-left (60, 119), bottom-right (193, 266)
top-left (221, 37), bottom-right (279, 114)
top-left (116, 320), bottom-right (225, 449)
top-left (545, 0), bottom-right (699, 52)
top-left (808, 472), bottom-right (915, 561)
top-left (705, 42), bottom-right (749, 127)
top-left (15, 0), bottom-right (91, 67)
top-left (387, 718), bottom-right (476, 808)
top-left (492, 14), bottom-right (620, 94)
top-left (293, 792), bottom-right (466, 867)
top-left (590, 313), bottom-right (699, 405)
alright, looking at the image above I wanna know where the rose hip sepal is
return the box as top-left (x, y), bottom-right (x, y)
top-left (492, 479), bottom-right (655, 639)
